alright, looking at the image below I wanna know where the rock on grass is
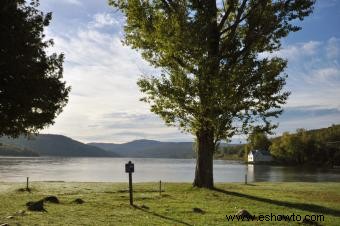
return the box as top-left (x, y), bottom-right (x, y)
top-left (73, 198), bottom-right (84, 204)
top-left (15, 210), bottom-right (26, 216)
top-left (16, 188), bottom-right (31, 192)
top-left (236, 209), bottom-right (252, 218)
top-left (43, 196), bottom-right (59, 203)
top-left (193, 207), bottom-right (205, 214)
top-left (300, 218), bottom-right (322, 225)
top-left (26, 200), bottom-right (46, 212)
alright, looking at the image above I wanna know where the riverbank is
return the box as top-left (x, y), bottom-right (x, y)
top-left (215, 154), bottom-right (244, 161)
top-left (0, 182), bottom-right (339, 225)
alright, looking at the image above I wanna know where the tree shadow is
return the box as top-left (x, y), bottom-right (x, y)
top-left (133, 205), bottom-right (193, 226)
top-left (213, 188), bottom-right (340, 217)
top-left (16, 188), bottom-right (32, 193)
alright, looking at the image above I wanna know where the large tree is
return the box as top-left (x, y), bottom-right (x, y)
top-left (110, 0), bottom-right (315, 188)
top-left (0, 0), bottom-right (70, 137)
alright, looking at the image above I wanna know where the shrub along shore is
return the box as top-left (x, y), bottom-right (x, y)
top-left (0, 182), bottom-right (339, 225)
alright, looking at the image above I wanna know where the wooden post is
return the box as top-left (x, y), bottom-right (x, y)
top-left (125, 161), bottom-right (134, 206)
top-left (159, 180), bottom-right (161, 196)
top-left (26, 177), bottom-right (29, 190)
top-left (129, 172), bottom-right (133, 205)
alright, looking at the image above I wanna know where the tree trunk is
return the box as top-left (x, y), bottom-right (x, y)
top-left (193, 0), bottom-right (218, 189)
top-left (193, 129), bottom-right (215, 189)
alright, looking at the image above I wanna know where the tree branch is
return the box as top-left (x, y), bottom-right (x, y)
top-left (217, 0), bottom-right (237, 31)
top-left (161, 0), bottom-right (174, 13)
top-left (219, 1), bottom-right (265, 61)
top-left (220, 0), bottom-right (248, 35)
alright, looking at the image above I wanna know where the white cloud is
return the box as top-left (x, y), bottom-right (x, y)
top-left (59, 0), bottom-right (82, 6)
top-left (90, 13), bottom-right (120, 28)
top-left (272, 41), bottom-right (322, 60)
top-left (276, 113), bottom-right (340, 135)
top-left (42, 14), bottom-right (189, 143)
top-left (326, 37), bottom-right (340, 59)
top-left (269, 38), bottom-right (340, 117)
top-left (301, 41), bottom-right (321, 55)
top-left (309, 67), bottom-right (340, 81)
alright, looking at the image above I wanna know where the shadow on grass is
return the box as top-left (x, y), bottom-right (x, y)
top-left (117, 189), bottom-right (165, 193)
top-left (213, 188), bottom-right (340, 217)
top-left (133, 205), bottom-right (193, 226)
top-left (16, 188), bottom-right (32, 193)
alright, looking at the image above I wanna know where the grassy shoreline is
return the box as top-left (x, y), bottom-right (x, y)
top-left (0, 182), bottom-right (339, 225)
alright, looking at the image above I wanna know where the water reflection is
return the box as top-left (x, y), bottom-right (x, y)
top-left (0, 157), bottom-right (339, 182)
top-left (246, 164), bottom-right (340, 182)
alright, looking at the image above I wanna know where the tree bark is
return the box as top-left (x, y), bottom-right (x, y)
top-left (193, 129), bottom-right (215, 189)
top-left (192, 0), bottom-right (219, 190)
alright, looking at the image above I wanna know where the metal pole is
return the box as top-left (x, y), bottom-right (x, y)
top-left (26, 177), bottom-right (29, 190)
top-left (129, 172), bottom-right (133, 205)
top-left (159, 180), bottom-right (161, 196)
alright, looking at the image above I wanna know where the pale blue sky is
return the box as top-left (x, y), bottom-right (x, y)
top-left (39, 0), bottom-right (340, 143)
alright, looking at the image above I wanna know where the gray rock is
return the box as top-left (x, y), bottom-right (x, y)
top-left (193, 207), bottom-right (205, 214)
top-left (300, 218), bottom-right (321, 225)
top-left (26, 200), bottom-right (46, 212)
top-left (43, 196), bottom-right (59, 204)
top-left (73, 198), bottom-right (84, 204)
top-left (15, 210), bottom-right (26, 216)
top-left (236, 209), bottom-right (252, 218)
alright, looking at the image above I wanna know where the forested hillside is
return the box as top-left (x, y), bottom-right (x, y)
top-left (270, 124), bottom-right (340, 165)
top-left (89, 140), bottom-right (196, 158)
top-left (0, 134), bottom-right (117, 157)
top-left (0, 144), bottom-right (38, 156)
top-left (218, 124), bottom-right (340, 165)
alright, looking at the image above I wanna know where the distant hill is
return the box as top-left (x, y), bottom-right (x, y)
top-left (0, 134), bottom-right (233, 159)
top-left (0, 144), bottom-right (39, 157)
top-left (88, 139), bottom-right (196, 158)
top-left (0, 134), bottom-right (117, 157)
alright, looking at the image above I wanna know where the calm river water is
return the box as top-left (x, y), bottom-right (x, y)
top-left (0, 157), bottom-right (339, 182)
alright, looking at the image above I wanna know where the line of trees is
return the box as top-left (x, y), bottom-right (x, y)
top-left (215, 144), bottom-right (245, 160)
top-left (241, 124), bottom-right (340, 165)
top-left (0, 143), bottom-right (38, 157)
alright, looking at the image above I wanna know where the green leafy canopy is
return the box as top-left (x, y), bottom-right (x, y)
top-left (110, 0), bottom-right (315, 143)
top-left (0, 0), bottom-right (70, 137)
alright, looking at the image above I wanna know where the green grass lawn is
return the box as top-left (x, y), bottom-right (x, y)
top-left (0, 182), bottom-right (339, 225)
